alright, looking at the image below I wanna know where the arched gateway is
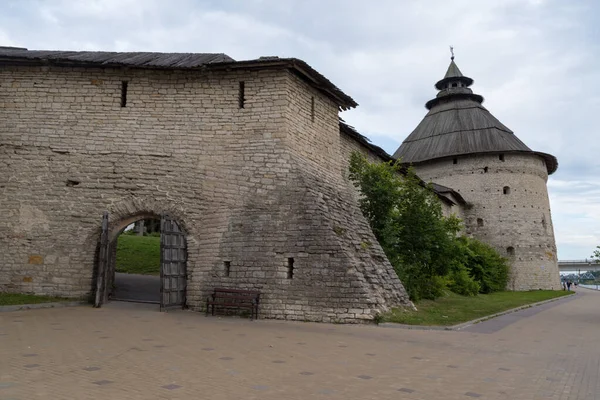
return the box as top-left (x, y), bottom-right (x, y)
top-left (94, 212), bottom-right (187, 311)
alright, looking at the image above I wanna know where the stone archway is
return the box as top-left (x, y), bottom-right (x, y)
top-left (94, 201), bottom-right (188, 311)
top-left (109, 214), bottom-right (162, 305)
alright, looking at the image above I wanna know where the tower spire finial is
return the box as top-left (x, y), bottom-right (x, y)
top-left (450, 45), bottom-right (454, 61)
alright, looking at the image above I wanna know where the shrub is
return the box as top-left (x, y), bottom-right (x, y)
top-left (446, 262), bottom-right (480, 296)
top-left (448, 236), bottom-right (509, 294)
top-left (462, 237), bottom-right (509, 293)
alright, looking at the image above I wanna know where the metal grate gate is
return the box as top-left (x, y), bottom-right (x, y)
top-left (160, 214), bottom-right (187, 311)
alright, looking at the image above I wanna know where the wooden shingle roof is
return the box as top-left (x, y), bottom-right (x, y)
top-left (0, 47), bottom-right (357, 110)
top-left (394, 60), bottom-right (558, 174)
top-left (0, 47), bottom-right (233, 68)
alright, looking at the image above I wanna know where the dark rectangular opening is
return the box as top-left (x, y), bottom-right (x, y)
top-left (499, 153), bottom-right (505, 162)
top-left (310, 96), bottom-right (315, 122)
top-left (452, 158), bottom-right (458, 164)
top-left (224, 261), bottom-right (231, 277)
top-left (120, 81), bottom-right (128, 107)
top-left (238, 81), bottom-right (245, 109)
top-left (287, 257), bottom-right (294, 279)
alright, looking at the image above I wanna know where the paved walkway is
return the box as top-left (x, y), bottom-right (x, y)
top-left (1, 289), bottom-right (598, 400)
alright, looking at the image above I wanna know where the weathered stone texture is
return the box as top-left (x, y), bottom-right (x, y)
top-left (0, 65), bottom-right (410, 322)
top-left (413, 153), bottom-right (561, 290)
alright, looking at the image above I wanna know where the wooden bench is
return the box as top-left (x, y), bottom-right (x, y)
top-left (206, 288), bottom-right (261, 320)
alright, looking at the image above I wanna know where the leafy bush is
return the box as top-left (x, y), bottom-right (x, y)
top-left (455, 237), bottom-right (509, 293)
top-left (446, 262), bottom-right (480, 296)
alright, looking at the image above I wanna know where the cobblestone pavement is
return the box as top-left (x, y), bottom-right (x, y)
top-left (1, 289), bottom-right (598, 400)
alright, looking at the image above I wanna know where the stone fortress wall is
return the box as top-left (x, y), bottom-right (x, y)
top-left (413, 153), bottom-right (561, 290)
top-left (0, 64), bottom-right (411, 322)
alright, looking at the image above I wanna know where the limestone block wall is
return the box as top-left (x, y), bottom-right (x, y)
top-left (0, 64), bottom-right (409, 322)
top-left (438, 194), bottom-right (465, 221)
top-left (413, 153), bottom-right (561, 290)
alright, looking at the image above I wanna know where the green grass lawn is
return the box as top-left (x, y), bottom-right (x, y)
top-left (0, 293), bottom-right (71, 306)
top-left (116, 234), bottom-right (160, 275)
top-left (382, 290), bottom-right (573, 326)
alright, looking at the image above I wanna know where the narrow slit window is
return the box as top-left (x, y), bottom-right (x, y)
top-left (483, 166), bottom-right (488, 173)
top-left (452, 158), bottom-right (458, 164)
top-left (477, 218), bottom-right (484, 227)
top-left (224, 261), bottom-right (231, 277)
top-left (503, 186), bottom-right (511, 195)
top-left (542, 215), bottom-right (548, 231)
top-left (506, 246), bottom-right (515, 256)
top-left (499, 153), bottom-right (505, 162)
top-left (310, 96), bottom-right (315, 122)
top-left (238, 81), bottom-right (245, 109)
top-left (120, 81), bottom-right (128, 107)
top-left (287, 257), bottom-right (294, 279)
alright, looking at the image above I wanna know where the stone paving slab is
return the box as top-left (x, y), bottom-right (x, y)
top-left (0, 289), bottom-right (598, 399)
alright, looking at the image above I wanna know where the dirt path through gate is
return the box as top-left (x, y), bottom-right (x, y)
top-left (112, 272), bottom-right (160, 303)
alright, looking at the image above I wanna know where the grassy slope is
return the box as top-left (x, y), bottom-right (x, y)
top-left (383, 290), bottom-right (573, 326)
top-left (115, 234), bottom-right (161, 275)
top-left (0, 293), bottom-right (70, 306)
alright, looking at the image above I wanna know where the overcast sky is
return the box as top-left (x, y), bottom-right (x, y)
top-left (2, 0), bottom-right (599, 259)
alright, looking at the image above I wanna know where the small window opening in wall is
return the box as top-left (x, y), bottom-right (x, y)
top-left (287, 257), bottom-right (294, 279)
top-left (542, 215), bottom-right (547, 231)
top-left (507, 246), bottom-right (515, 256)
top-left (238, 81), bottom-right (245, 109)
top-left (66, 179), bottom-right (80, 187)
top-left (503, 186), bottom-right (510, 195)
top-left (451, 82), bottom-right (458, 88)
top-left (452, 158), bottom-right (458, 164)
top-left (224, 261), bottom-right (231, 277)
top-left (477, 218), bottom-right (484, 227)
top-left (484, 166), bottom-right (488, 173)
top-left (120, 81), bottom-right (128, 107)
top-left (310, 96), bottom-right (315, 122)
top-left (499, 153), bottom-right (505, 162)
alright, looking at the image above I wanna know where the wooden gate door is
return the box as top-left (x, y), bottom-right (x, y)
top-left (94, 211), bottom-right (110, 308)
top-left (160, 214), bottom-right (187, 311)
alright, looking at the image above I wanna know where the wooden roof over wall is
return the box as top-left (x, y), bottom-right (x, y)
top-left (0, 47), bottom-right (357, 110)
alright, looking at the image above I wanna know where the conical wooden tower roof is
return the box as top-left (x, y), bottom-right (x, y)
top-left (393, 59), bottom-right (557, 174)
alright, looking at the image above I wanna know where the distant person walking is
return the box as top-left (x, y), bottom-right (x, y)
top-left (567, 280), bottom-right (572, 291)
top-left (562, 281), bottom-right (567, 291)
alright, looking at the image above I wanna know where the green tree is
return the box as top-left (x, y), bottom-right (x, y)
top-left (349, 152), bottom-right (509, 300)
top-left (591, 246), bottom-right (600, 263)
top-left (349, 152), bottom-right (460, 300)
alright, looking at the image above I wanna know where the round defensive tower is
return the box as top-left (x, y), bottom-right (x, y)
top-left (394, 57), bottom-right (561, 290)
